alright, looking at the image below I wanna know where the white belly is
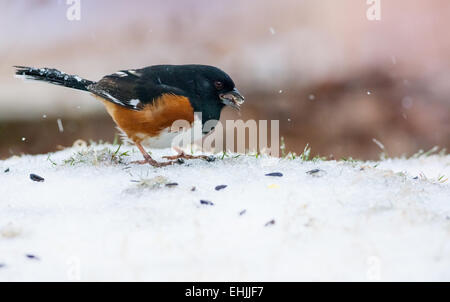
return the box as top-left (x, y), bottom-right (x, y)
top-left (119, 116), bottom-right (214, 149)
top-left (139, 128), bottom-right (181, 149)
top-left (139, 118), bottom-right (207, 149)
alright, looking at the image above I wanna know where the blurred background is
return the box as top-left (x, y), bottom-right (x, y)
top-left (1, 0), bottom-right (449, 160)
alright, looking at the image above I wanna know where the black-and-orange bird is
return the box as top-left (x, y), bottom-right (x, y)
top-left (14, 65), bottom-right (244, 167)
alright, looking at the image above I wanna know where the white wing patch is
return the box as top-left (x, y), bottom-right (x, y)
top-left (129, 99), bottom-right (141, 108)
top-left (127, 70), bottom-right (142, 77)
top-left (112, 70), bottom-right (142, 78)
top-left (101, 91), bottom-right (123, 106)
top-left (114, 71), bottom-right (128, 77)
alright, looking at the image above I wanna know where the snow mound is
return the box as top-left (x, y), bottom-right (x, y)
top-left (0, 144), bottom-right (449, 281)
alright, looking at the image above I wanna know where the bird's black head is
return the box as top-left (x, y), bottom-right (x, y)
top-left (189, 65), bottom-right (245, 111)
top-left (151, 65), bottom-right (244, 123)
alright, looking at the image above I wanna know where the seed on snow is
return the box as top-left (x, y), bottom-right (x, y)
top-left (206, 155), bottom-right (216, 162)
top-left (264, 220), bottom-right (276, 227)
top-left (268, 184), bottom-right (280, 189)
top-left (30, 174), bottom-right (45, 182)
top-left (215, 185), bottom-right (227, 191)
top-left (200, 200), bottom-right (214, 206)
top-left (25, 254), bottom-right (40, 260)
top-left (165, 183), bottom-right (178, 188)
top-left (265, 172), bottom-right (283, 177)
top-left (306, 169), bottom-right (327, 177)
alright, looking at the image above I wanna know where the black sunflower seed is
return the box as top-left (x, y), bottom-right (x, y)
top-left (206, 155), bottom-right (216, 162)
top-left (215, 185), bottom-right (227, 191)
top-left (26, 254), bottom-right (40, 260)
top-left (264, 219), bottom-right (276, 227)
top-left (265, 172), bottom-right (283, 177)
top-left (239, 210), bottom-right (247, 216)
top-left (4, 168), bottom-right (9, 173)
top-left (200, 200), bottom-right (214, 206)
top-left (306, 169), bottom-right (321, 175)
top-left (306, 169), bottom-right (327, 177)
top-left (30, 174), bottom-right (45, 182)
top-left (165, 183), bottom-right (178, 187)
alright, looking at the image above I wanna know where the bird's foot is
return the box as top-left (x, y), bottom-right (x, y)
top-left (132, 142), bottom-right (185, 167)
top-left (163, 152), bottom-right (215, 162)
top-left (131, 157), bottom-right (178, 167)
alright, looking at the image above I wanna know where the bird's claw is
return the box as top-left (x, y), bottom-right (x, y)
top-left (131, 158), bottom-right (175, 167)
top-left (163, 152), bottom-right (215, 162)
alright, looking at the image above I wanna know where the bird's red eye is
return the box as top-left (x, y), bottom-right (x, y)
top-left (214, 81), bottom-right (224, 90)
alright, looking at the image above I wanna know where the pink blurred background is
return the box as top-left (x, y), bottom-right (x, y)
top-left (0, 0), bottom-right (449, 159)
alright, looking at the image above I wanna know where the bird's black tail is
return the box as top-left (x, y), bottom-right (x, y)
top-left (14, 66), bottom-right (95, 91)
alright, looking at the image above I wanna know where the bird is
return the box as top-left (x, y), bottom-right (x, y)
top-left (14, 65), bottom-right (245, 167)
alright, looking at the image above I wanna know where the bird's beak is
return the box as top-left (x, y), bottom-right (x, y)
top-left (220, 88), bottom-right (245, 111)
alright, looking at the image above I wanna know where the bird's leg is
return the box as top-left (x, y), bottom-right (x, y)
top-left (132, 142), bottom-right (175, 167)
top-left (163, 146), bottom-right (215, 162)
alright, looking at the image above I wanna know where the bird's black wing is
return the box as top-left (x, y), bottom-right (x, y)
top-left (88, 69), bottom-right (186, 111)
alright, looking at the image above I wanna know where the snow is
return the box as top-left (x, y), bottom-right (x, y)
top-left (0, 144), bottom-right (449, 281)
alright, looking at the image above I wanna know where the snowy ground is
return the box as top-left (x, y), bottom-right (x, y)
top-left (0, 144), bottom-right (449, 281)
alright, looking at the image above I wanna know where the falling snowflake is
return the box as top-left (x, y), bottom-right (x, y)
top-left (57, 119), bottom-right (64, 133)
top-left (402, 96), bottom-right (413, 109)
top-left (391, 56), bottom-right (397, 65)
